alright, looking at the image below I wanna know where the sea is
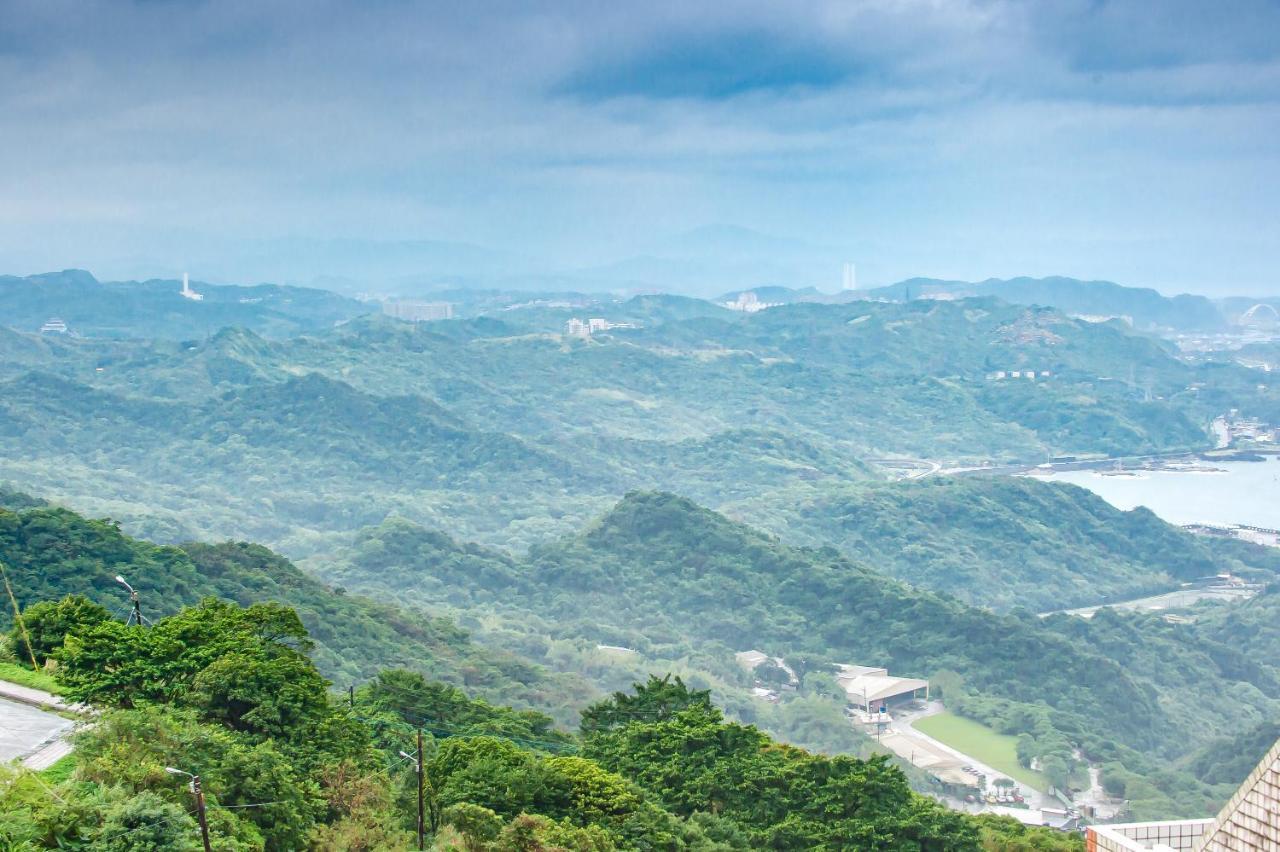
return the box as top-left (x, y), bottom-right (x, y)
top-left (1030, 456), bottom-right (1280, 529)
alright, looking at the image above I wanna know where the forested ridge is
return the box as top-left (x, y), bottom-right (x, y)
top-left (2, 295), bottom-right (1275, 558)
top-left (2, 290), bottom-right (1278, 840)
top-left (725, 476), bottom-right (1280, 611)
top-left (0, 511), bottom-right (1079, 848)
top-left (326, 491), bottom-right (1280, 821)
top-left (0, 500), bottom-right (588, 716)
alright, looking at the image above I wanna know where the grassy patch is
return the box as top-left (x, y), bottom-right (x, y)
top-left (914, 711), bottom-right (1048, 793)
top-left (0, 660), bottom-right (60, 693)
top-left (37, 753), bottom-right (76, 784)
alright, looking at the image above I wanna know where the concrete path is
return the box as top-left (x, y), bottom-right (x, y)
top-left (22, 736), bottom-right (74, 771)
top-left (0, 679), bottom-right (76, 712)
top-left (0, 695), bottom-right (73, 764)
top-left (0, 679), bottom-right (85, 770)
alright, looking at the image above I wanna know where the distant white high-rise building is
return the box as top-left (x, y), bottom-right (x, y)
top-left (842, 263), bottom-right (857, 291)
top-left (180, 272), bottom-right (204, 301)
top-left (382, 300), bottom-right (453, 322)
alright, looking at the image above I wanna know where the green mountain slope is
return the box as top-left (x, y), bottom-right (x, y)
top-left (0, 294), bottom-right (1273, 562)
top-left (0, 500), bottom-right (585, 715)
top-left (725, 476), bottom-right (1280, 610)
top-left (324, 492), bottom-right (1280, 819)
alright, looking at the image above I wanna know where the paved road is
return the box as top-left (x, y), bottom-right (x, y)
top-left (0, 696), bottom-right (73, 764)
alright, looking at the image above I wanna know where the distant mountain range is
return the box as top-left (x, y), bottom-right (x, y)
top-left (711, 275), bottom-right (1274, 332)
top-left (3, 263), bottom-right (1273, 345)
top-left (863, 276), bottom-right (1227, 331)
top-left (0, 268), bottom-right (370, 339)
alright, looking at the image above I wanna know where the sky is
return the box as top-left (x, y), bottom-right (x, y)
top-left (1, 0), bottom-right (1278, 296)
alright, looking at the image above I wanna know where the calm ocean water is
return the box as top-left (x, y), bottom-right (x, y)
top-left (1032, 456), bottom-right (1280, 528)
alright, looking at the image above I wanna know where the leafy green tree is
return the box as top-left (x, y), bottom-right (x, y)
top-left (754, 660), bottom-right (790, 687)
top-left (579, 674), bottom-right (712, 736)
top-left (94, 791), bottom-right (201, 852)
top-left (18, 594), bottom-right (111, 665)
top-left (441, 803), bottom-right (503, 852)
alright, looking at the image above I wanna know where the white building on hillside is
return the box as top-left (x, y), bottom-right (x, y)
top-left (835, 664), bottom-right (929, 711)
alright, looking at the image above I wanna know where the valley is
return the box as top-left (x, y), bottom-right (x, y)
top-left (2, 277), bottom-right (1278, 844)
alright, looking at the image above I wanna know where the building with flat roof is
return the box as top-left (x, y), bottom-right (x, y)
top-left (835, 663), bottom-right (929, 710)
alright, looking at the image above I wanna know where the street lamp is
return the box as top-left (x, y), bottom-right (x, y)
top-left (115, 575), bottom-right (143, 627)
top-left (165, 767), bottom-right (211, 852)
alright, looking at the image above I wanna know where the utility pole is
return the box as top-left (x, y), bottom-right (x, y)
top-left (349, 684), bottom-right (355, 709)
top-left (193, 775), bottom-right (212, 852)
top-left (166, 767), bottom-right (212, 852)
top-left (401, 734), bottom-right (426, 851)
top-left (416, 728), bottom-right (425, 851)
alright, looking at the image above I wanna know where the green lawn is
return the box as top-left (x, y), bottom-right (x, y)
top-left (0, 660), bottom-right (61, 693)
top-left (914, 711), bottom-right (1048, 793)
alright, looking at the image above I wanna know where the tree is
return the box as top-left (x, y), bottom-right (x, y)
top-left (754, 660), bottom-right (790, 687)
top-left (579, 675), bottom-right (712, 736)
top-left (441, 803), bottom-right (503, 852)
top-left (95, 792), bottom-right (202, 852)
top-left (18, 594), bottom-right (111, 664)
top-left (55, 598), bottom-right (364, 766)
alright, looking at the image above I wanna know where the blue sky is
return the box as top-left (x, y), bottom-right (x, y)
top-left (1, 0), bottom-right (1278, 295)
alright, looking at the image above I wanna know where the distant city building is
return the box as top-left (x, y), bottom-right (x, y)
top-left (989, 369), bottom-right (1051, 381)
top-left (842, 262), bottom-right (857, 291)
top-left (564, 317), bottom-right (634, 338)
top-left (382, 300), bottom-right (454, 322)
top-left (1072, 313), bottom-right (1133, 326)
top-left (723, 291), bottom-right (781, 313)
top-left (180, 273), bottom-right (204, 302)
top-left (39, 317), bottom-right (69, 334)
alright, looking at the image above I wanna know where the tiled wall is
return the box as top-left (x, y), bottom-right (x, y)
top-left (1198, 738), bottom-right (1280, 851)
top-left (1087, 819), bottom-right (1214, 851)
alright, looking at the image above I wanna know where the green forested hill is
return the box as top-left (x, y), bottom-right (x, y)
top-left (0, 501), bottom-right (587, 715)
top-left (726, 476), bottom-right (1280, 610)
top-left (3, 295), bottom-right (1274, 560)
top-left (324, 491), bottom-right (1280, 820)
top-left (0, 588), bottom-right (1076, 850)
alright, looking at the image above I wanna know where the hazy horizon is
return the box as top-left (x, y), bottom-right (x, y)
top-left (2, 1), bottom-right (1278, 296)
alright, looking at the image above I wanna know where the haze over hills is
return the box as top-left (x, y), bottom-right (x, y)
top-left (864, 276), bottom-right (1229, 331)
top-left (0, 269), bottom-right (370, 339)
top-left (3, 264), bottom-right (1270, 345)
top-left (1, 264), bottom-right (1277, 844)
top-left (9, 1), bottom-right (1280, 846)
top-left (4, 293), bottom-right (1275, 558)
